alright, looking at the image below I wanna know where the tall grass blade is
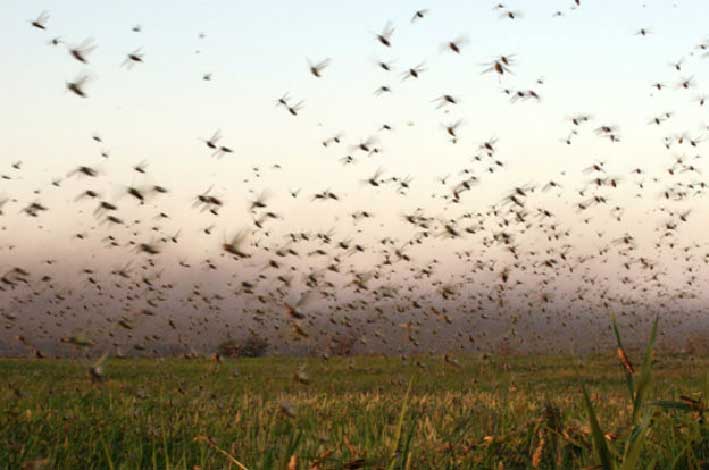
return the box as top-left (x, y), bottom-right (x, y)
top-left (621, 413), bottom-right (651, 470)
top-left (388, 378), bottom-right (413, 470)
top-left (611, 313), bottom-right (634, 401)
top-left (582, 386), bottom-right (614, 470)
top-left (632, 316), bottom-right (658, 424)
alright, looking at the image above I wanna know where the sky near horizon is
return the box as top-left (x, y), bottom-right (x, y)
top-left (1, 0), bottom-right (708, 355)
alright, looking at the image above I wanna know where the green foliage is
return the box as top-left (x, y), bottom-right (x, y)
top-left (581, 316), bottom-right (695, 470)
top-left (611, 313), bottom-right (635, 401)
top-left (387, 378), bottom-right (414, 470)
top-left (582, 386), bottom-right (614, 470)
top-left (217, 334), bottom-right (269, 358)
top-left (631, 316), bottom-right (658, 425)
top-left (0, 342), bottom-right (707, 469)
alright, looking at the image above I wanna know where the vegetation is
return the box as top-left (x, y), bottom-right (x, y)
top-left (1, 323), bottom-right (707, 469)
top-left (217, 335), bottom-right (270, 359)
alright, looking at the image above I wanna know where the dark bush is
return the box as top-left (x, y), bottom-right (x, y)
top-left (217, 335), bottom-right (269, 358)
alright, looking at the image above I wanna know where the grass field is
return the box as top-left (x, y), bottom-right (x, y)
top-left (2, 339), bottom-right (708, 469)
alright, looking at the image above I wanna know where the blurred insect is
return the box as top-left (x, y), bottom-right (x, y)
top-left (376, 21), bottom-right (395, 47)
top-left (308, 58), bottom-right (331, 77)
top-left (122, 48), bottom-right (144, 68)
top-left (67, 38), bottom-right (97, 64)
top-left (30, 11), bottom-right (49, 29)
top-left (66, 73), bottom-right (91, 98)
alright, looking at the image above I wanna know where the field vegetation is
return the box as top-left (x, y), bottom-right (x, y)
top-left (1, 320), bottom-right (708, 469)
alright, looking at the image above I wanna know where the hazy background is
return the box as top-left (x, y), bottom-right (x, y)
top-left (1, 0), bottom-right (708, 357)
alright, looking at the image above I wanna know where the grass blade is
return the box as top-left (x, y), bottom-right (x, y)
top-left (652, 401), bottom-right (693, 413)
top-left (621, 413), bottom-right (651, 470)
top-left (632, 316), bottom-right (658, 424)
top-left (611, 314), bottom-right (634, 401)
top-left (388, 378), bottom-right (413, 470)
top-left (582, 386), bottom-right (614, 470)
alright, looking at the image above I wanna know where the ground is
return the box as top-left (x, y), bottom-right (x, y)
top-left (1, 353), bottom-right (707, 469)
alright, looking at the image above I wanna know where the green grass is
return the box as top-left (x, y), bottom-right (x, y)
top-left (1, 350), bottom-right (707, 469)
